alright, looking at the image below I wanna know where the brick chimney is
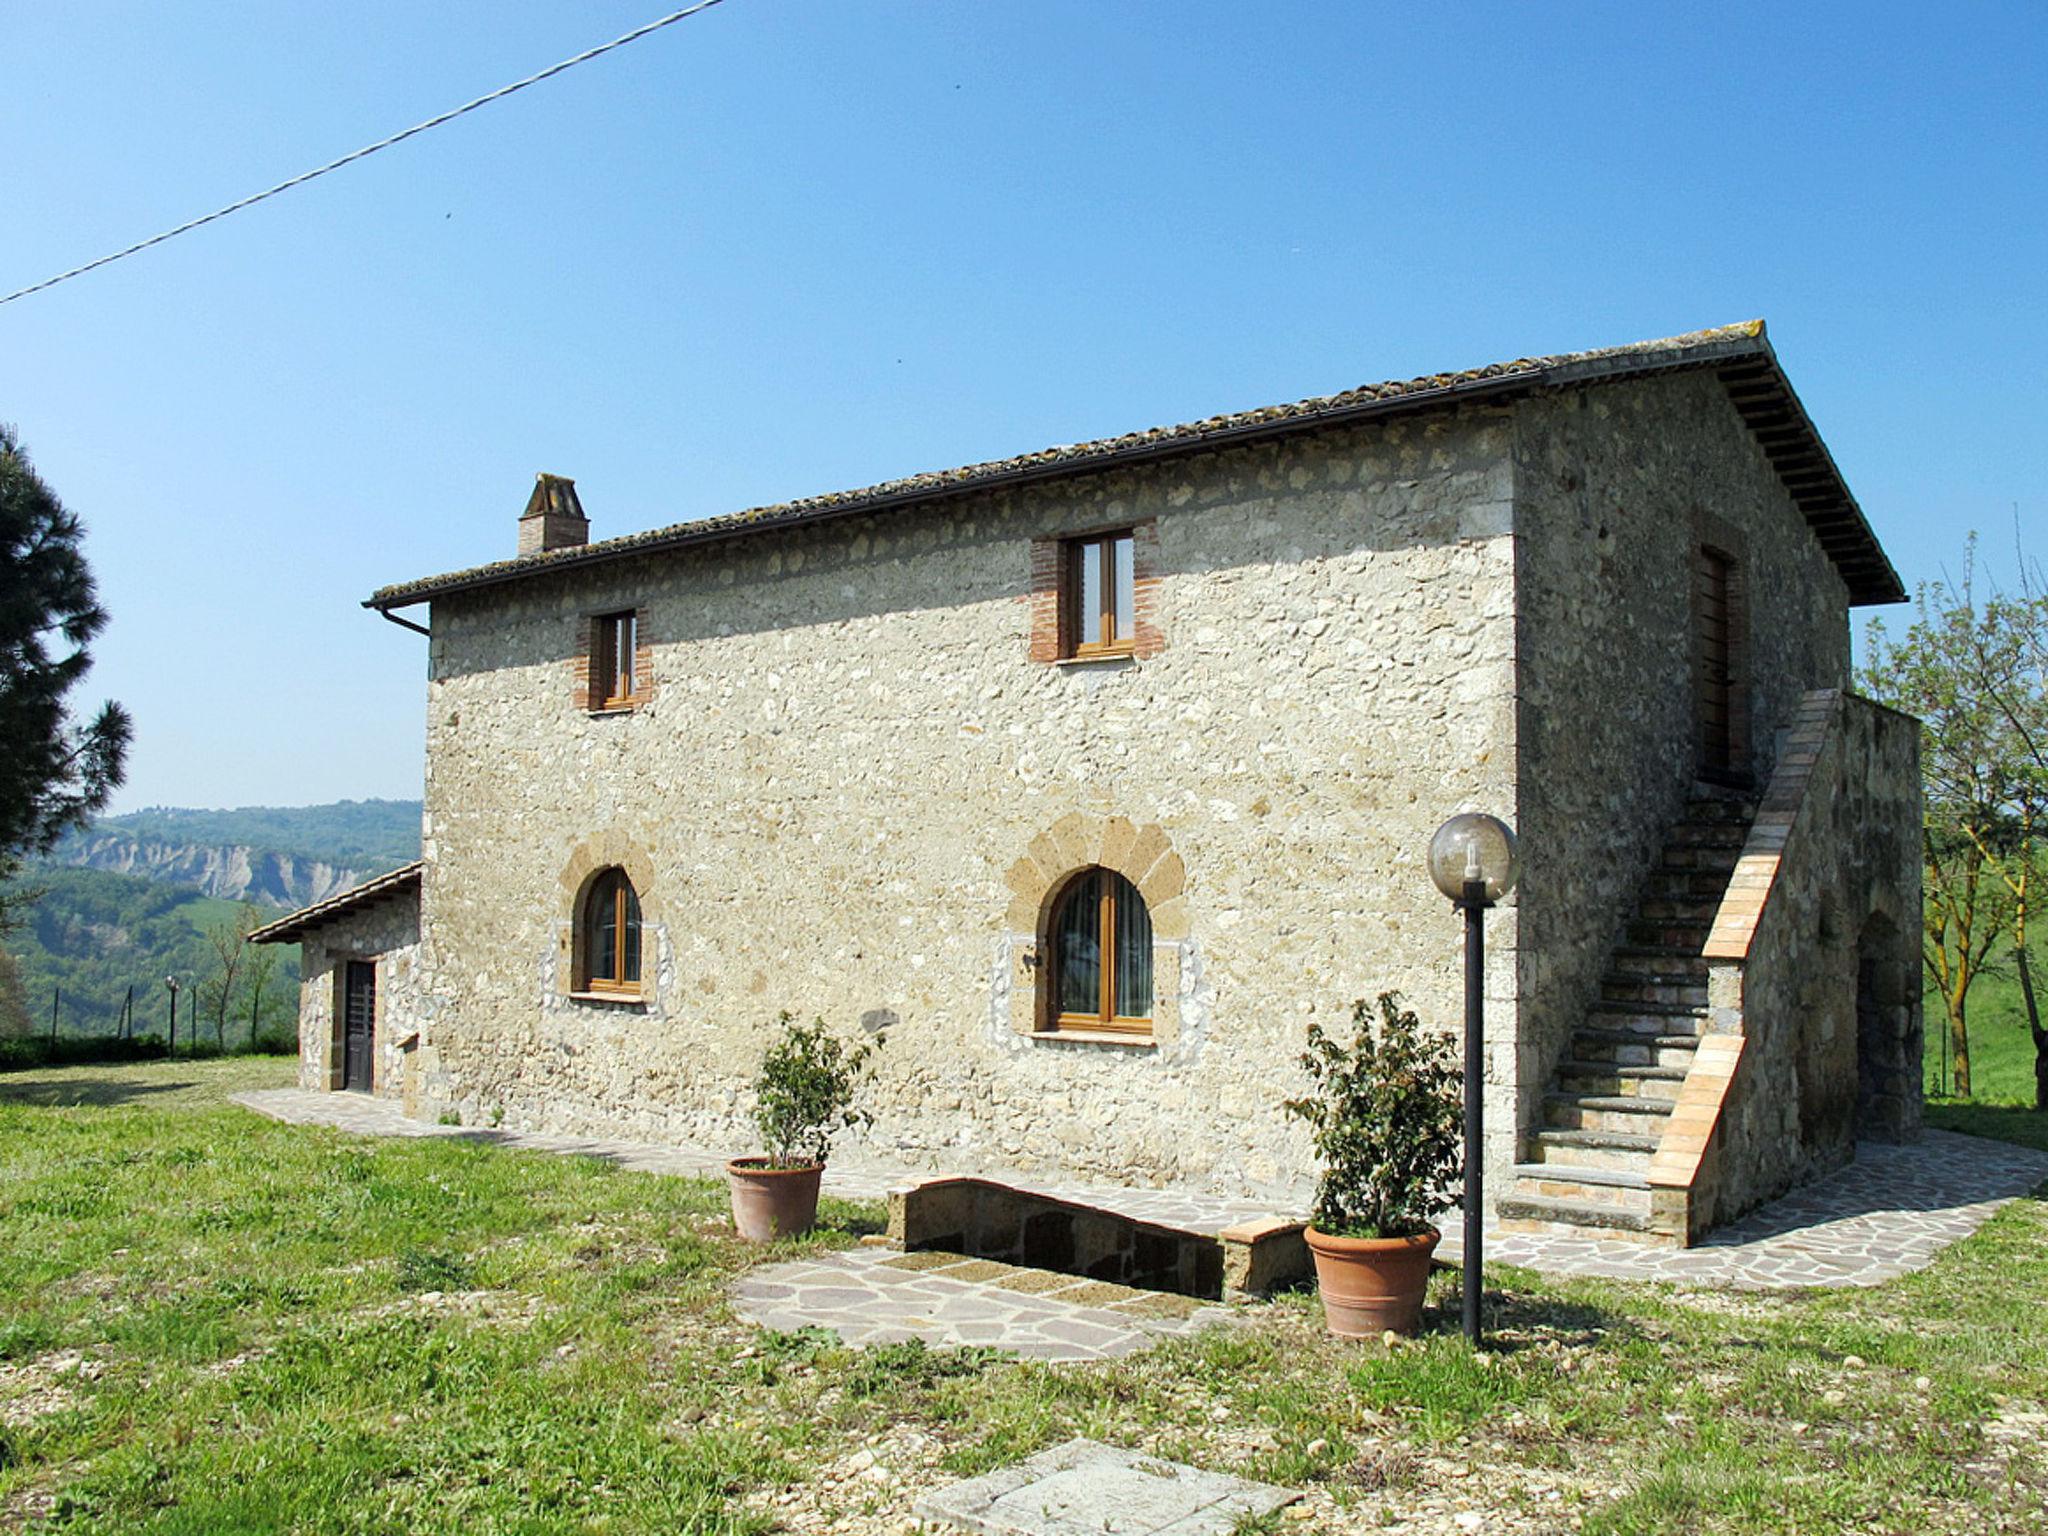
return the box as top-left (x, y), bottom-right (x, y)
top-left (518, 473), bottom-right (589, 555)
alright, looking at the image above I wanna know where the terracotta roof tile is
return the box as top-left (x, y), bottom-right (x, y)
top-left (368, 321), bottom-right (1904, 610)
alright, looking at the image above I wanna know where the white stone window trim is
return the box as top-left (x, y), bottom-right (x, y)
top-left (566, 988), bottom-right (650, 1008)
top-left (1023, 1028), bottom-right (1157, 1050)
top-left (1050, 652), bottom-right (1140, 670)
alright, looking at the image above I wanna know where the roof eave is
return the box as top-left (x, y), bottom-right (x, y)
top-left (365, 325), bottom-right (1903, 611)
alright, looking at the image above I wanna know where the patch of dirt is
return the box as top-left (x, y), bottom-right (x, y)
top-left (0, 1350), bottom-right (103, 1426)
top-left (355, 1289), bottom-right (547, 1328)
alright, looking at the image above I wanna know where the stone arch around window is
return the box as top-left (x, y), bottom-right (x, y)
top-left (558, 834), bottom-right (660, 1002)
top-left (1003, 813), bottom-right (1188, 1044)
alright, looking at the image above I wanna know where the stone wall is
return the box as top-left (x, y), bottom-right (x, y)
top-left (296, 890), bottom-right (423, 1107)
top-left (414, 408), bottom-right (1523, 1205)
top-left (1703, 691), bottom-right (1922, 1227)
top-left (1509, 370), bottom-right (1855, 1141)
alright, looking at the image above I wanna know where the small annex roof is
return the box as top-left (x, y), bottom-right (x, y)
top-left (248, 861), bottom-right (423, 945)
top-left (368, 321), bottom-right (1904, 612)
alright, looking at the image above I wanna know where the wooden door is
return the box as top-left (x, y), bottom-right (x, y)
top-left (342, 961), bottom-right (376, 1093)
top-left (1695, 547), bottom-right (1735, 775)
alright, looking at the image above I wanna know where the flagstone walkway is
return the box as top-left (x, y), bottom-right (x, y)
top-left (237, 1089), bottom-right (2048, 1325)
top-left (733, 1247), bottom-right (1237, 1361)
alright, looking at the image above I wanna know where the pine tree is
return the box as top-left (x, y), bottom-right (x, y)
top-left (0, 423), bottom-right (130, 889)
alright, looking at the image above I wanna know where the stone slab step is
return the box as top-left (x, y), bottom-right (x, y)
top-left (1637, 896), bottom-right (1725, 923)
top-left (1496, 1193), bottom-right (1663, 1236)
top-left (1544, 1093), bottom-right (1674, 1135)
top-left (1600, 977), bottom-right (1709, 1008)
top-left (1557, 1061), bottom-right (1687, 1100)
top-left (1610, 945), bottom-right (1709, 974)
top-left (1628, 921), bottom-right (1713, 948)
top-left (1644, 868), bottom-right (1738, 900)
top-left (1527, 1128), bottom-right (1660, 1171)
top-left (1512, 1161), bottom-right (1650, 1190)
top-left (1681, 797), bottom-right (1757, 825)
top-left (1510, 1169), bottom-right (1654, 1212)
top-left (1667, 822), bottom-right (1749, 848)
top-left (1588, 998), bottom-right (1709, 1022)
top-left (1571, 1029), bottom-right (1701, 1070)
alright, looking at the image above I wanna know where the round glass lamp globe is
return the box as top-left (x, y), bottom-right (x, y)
top-left (1428, 813), bottom-right (1521, 903)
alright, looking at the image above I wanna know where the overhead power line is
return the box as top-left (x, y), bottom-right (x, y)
top-left (0, 0), bottom-right (731, 307)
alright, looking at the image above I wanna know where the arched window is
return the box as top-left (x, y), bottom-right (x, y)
top-left (1048, 868), bottom-right (1153, 1035)
top-left (581, 868), bottom-right (642, 994)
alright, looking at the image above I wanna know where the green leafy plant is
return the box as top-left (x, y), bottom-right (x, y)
top-left (752, 1012), bottom-right (883, 1169)
top-left (1285, 992), bottom-right (1462, 1239)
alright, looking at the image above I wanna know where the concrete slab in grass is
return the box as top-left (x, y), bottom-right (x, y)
top-left (914, 1438), bottom-right (1298, 1535)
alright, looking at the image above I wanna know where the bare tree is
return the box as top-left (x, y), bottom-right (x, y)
top-left (199, 903), bottom-right (265, 1051)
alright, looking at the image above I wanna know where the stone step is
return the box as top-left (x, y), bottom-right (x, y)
top-left (1643, 867), bottom-right (1738, 901)
top-left (1681, 796), bottom-right (1758, 825)
top-left (1667, 821), bottom-right (1750, 850)
top-left (1585, 1001), bottom-right (1708, 1032)
top-left (1609, 945), bottom-right (1709, 977)
top-left (1511, 1160), bottom-right (1650, 1192)
top-left (1657, 843), bottom-right (1745, 873)
top-left (1571, 1028), bottom-right (1702, 1070)
top-left (1544, 1093), bottom-right (1674, 1136)
top-left (1526, 1127), bottom-right (1661, 1172)
top-left (1600, 975), bottom-right (1709, 1008)
top-left (1557, 1060), bottom-right (1688, 1100)
top-left (1637, 895), bottom-right (1725, 923)
top-left (1628, 919), bottom-right (1713, 948)
top-left (1496, 1193), bottom-right (1666, 1239)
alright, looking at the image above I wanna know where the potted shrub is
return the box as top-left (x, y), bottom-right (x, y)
top-left (727, 1012), bottom-right (883, 1242)
top-left (1285, 992), bottom-right (1462, 1337)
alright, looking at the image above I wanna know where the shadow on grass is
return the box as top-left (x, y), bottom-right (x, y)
top-left (1926, 1099), bottom-right (2048, 1155)
top-left (0, 1075), bottom-right (201, 1108)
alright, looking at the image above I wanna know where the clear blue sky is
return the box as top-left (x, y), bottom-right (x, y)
top-left (3, 2), bottom-right (2043, 811)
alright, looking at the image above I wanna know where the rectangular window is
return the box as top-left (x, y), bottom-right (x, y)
top-left (1065, 531), bottom-right (1137, 657)
top-left (593, 611), bottom-right (639, 707)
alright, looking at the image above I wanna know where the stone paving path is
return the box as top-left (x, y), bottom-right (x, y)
top-left (1437, 1130), bottom-right (2048, 1290)
top-left (733, 1247), bottom-right (1236, 1361)
top-left (238, 1090), bottom-right (2048, 1301)
top-left (914, 1438), bottom-right (1299, 1535)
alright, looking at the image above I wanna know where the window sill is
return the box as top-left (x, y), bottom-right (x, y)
top-left (587, 701), bottom-right (644, 717)
top-left (1052, 650), bottom-right (1138, 669)
top-left (568, 989), bottom-right (648, 1007)
top-left (1026, 1028), bottom-right (1156, 1049)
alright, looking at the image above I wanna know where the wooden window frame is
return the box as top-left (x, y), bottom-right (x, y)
top-left (592, 610), bottom-right (642, 709)
top-left (580, 869), bottom-right (643, 997)
top-left (1063, 530), bottom-right (1138, 660)
top-left (1050, 871), bottom-right (1153, 1037)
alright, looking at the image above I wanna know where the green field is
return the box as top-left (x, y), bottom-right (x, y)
top-left (2, 1059), bottom-right (2045, 1534)
top-left (1925, 962), bottom-right (2048, 1152)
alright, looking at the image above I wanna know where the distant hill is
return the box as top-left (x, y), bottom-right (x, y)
top-left (3, 865), bottom-right (299, 1045)
top-left (3, 799), bottom-right (421, 1047)
top-left (44, 799), bottom-right (421, 908)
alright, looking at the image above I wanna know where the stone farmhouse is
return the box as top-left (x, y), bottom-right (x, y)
top-left (254, 321), bottom-right (1921, 1246)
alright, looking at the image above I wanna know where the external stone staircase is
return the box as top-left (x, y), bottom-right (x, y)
top-left (1499, 788), bottom-right (1756, 1244)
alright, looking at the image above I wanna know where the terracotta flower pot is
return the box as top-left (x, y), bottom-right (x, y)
top-left (726, 1157), bottom-right (825, 1242)
top-left (1304, 1225), bottom-right (1441, 1337)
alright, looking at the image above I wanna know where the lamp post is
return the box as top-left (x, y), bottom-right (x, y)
top-left (1427, 812), bottom-right (1520, 1348)
top-left (165, 975), bottom-right (181, 1055)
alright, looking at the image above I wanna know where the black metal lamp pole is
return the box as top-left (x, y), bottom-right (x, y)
top-left (1460, 876), bottom-right (1490, 1348)
top-left (1428, 811), bottom-right (1519, 1353)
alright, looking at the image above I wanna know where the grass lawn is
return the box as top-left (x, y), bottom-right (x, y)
top-left (1925, 975), bottom-right (2048, 1153)
top-left (3, 1061), bottom-right (2046, 1534)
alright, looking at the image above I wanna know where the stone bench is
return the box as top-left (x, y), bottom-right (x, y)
top-left (884, 1176), bottom-right (1310, 1301)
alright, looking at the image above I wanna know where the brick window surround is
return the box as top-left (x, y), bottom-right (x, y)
top-left (1029, 522), bottom-right (1163, 663)
top-left (573, 608), bottom-right (655, 711)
